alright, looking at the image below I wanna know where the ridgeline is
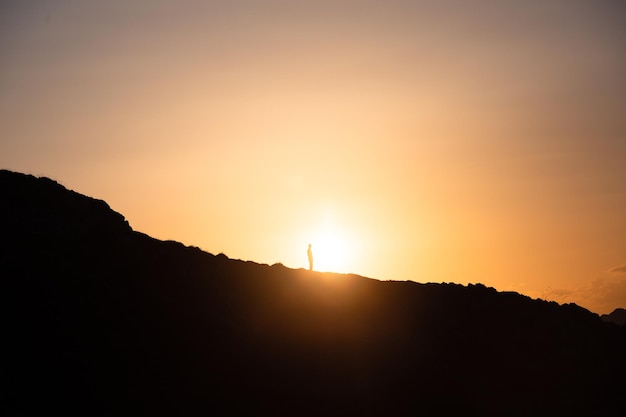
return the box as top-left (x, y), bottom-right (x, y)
top-left (2, 170), bottom-right (624, 416)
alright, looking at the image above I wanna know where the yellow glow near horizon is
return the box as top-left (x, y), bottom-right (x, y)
top-left (309, 228), bottom-right (354, 274)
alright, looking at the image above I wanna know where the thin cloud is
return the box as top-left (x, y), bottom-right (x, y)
top-left (541, 277), bottom-right (626, 315)
top-left (609, 265), bottom-right (626, 274)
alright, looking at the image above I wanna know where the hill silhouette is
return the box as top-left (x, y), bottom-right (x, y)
top-left (602, 308), bottom-right (626, 326)
top-left (2, 169), bottom-right (625, 416)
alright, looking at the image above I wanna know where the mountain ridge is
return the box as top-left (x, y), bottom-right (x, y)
top-left (602, 307), bottom-right (626, 326)
top-left (2, 169), bottom-right (625, 416)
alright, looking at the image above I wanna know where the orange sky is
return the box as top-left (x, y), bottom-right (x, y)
top-left (2, 0), bottom-right (626, 314)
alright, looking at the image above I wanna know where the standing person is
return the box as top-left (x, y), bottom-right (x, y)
top-left (307, 244), bottom-right (313, 271)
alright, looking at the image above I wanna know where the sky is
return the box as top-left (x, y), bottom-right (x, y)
top-left (2, 0), bottom-right (626, 315)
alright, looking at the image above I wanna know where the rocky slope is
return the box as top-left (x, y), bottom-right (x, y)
top-left (2, 170), bottom-right (625, 416)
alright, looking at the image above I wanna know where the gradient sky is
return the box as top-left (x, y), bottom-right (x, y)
top-left (2, 0), bottom-right (626, 314)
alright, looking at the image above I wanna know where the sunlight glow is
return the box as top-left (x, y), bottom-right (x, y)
top-left (310, 228), bottom-right (355, 274)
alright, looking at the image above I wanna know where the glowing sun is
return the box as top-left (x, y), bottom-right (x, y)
top-left (310, 229), bottom-right (355, 273)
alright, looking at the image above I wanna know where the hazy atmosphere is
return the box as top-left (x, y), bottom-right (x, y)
top-left (2, 0), bottom-right (626, 314)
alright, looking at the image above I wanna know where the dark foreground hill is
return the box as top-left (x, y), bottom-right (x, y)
top-left (602, 308), bottom-right (626, 326)
top-left (2, 169), bottom-right (625, 416)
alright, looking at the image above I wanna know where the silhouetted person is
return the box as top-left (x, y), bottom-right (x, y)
top-left (307, 244), bottom-right (313, 271)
